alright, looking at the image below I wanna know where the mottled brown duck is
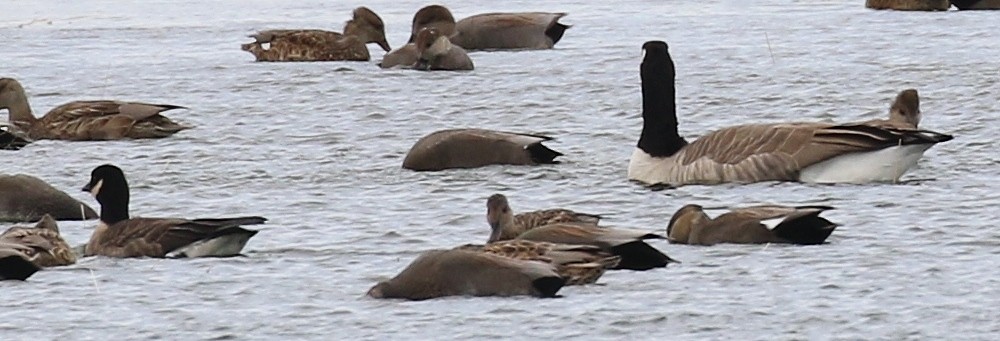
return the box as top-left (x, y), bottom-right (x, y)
top-left (486, 194), bottom-right (676, 270)
top-left (242, 7), bottom-right (390, 62)
top-left (0, 78), bottom-right (190, 141)
top-left (1, 214), bottom-right (76, 266)
top-left (455, 240), bottom-right (619, 285)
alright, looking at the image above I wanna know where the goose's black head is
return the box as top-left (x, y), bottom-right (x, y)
top-left (82, 164), bottom-right (130, 224)
top-left (638, 40), bottom-right (686, 157)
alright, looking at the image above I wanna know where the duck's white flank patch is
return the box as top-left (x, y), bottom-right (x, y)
top-left (798, 144), bottom-right (934, 183)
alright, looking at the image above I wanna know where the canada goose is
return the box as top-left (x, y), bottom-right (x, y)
top-left (0, 174), bottom-right (98, 222)
top-left (487, 194), bottom-right (676, 270)
top-left (402, 129), bottom-right (562, 171)
top-left (367, 249), bottom-right (565, 300)
top-left (0, 240), bottom-right (51, 280)
top-left (865, 0), bottom-right (951, 10)
top-left (667, 204), bottom-right (837, 246)
top-left (413, 28), bottom-right (474, 71)
top-left (242, 7), bottom-right (390, 62)
top-left (1, 214), bottom-right (76, 267)
top-left (627, 41), bottom-right (953, 186)
top-left (455, 240), bottom-right (620, 285)
top-left (0, 78), bottom-right (190, 141)
top-left (950, 0), bottom-right (1000, 9)
top-left (0, 124), bottom-right (30, 150)
top-left (406, 5), bottom-right (570, 50)
top-left (81, 164), bottom-right (265, 258)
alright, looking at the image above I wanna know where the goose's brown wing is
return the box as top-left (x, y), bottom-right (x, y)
top-left (103, 217), bottom-right (265, 257)
top-left (674, 123), bottom-right (953, 181)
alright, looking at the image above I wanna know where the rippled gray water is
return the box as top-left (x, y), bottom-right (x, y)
top-left (2, 0), bottom-right (999, 339)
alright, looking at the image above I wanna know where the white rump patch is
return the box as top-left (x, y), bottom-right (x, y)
top-left (799, 144), bottom-right (934, 183)
top-left (166, 233), bottom-right (253, 258)
top-left (760, 217), bottom-right (783, 230)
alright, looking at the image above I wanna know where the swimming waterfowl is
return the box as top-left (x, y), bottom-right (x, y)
top-left (667, 205), bottom-right (837, 246)
top-left (627, 41), bottom-right (953, 186)
top-left (406, 5), bottom-right (458, 43)
top-left (950, 0), bottom-right (1000, 9)
top-left (379, 43), bottom-right (419, 69)
top-left (865, 0), bottom-right (951, 10)
top-left (487, 194), bottom-right (676, 270)
top-left (242, 7), bottom-right (390, 62)
top-left (452, 12), bottom-right (570, 50)
top-left (81, 164), bottom-right (265, 258)
top-left (0, 78), bottom-right (190, 141)
top-left (482, 195), bottom-right (600, 241)
top-left (367, 249), bottom-right (565, 300)
top-left (402, 129), bottom-right (562, 171)
top-left (0, 240), bottom-right (51, 280)
top-left (514, 208), bottom-right (601, 233)
top-left (406, 5), bottom-right (570, 50)
top-left (380, 28), bottom-right (474, 70)
top-left (0, 174), bottom-right (97, 222)
top-left (862, 89), bottom-right (922, 130)
top-left (0, 124), bottom-right (30, 150)
top-left (1, 214), bottom-right (76, 267)
top-left (413, 28), bottom-right (474, 71)
top-left (455, 240), bottom-right (620, 285)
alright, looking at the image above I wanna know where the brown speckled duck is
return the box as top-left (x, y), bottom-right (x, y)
top-left (667, 205), bottom-right (837, 246)
top-left (1, 214), bottom-right (76, 267)
top-left (242, 7), bottom-right (390, 62)
top-left (81, 164), bottom-right (265, 258)
top-left (455, 240), bottom-right (619, 285)
top-left (486, 194), bottom-right (676, 271)
top-left (0, 240), bottom-right (50, 281)
top-left (0, 78), bottom-right (190, 141)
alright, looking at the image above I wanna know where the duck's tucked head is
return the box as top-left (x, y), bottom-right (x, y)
top-left (890, 88), bottom-right (921, 128)
top-left (486, 193), bottom-right (515, 243)
top-left (344, 6), bottom-right (390, 52)
top-left (409, 5), bottom-right (456, 43)
top-left (414, 28), bottom-right (451, 70)
top-left (667, 204), bottom-right (709, 244)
